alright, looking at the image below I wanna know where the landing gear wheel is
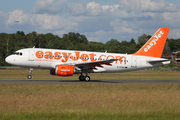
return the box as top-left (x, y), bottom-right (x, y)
top-left (79, 75), bottom-right (85, 81)
top-left (85, 76), bottom-right (90, 82)
top-left (27, 75), bottom-right (32, 79)
top-left (27, 68), bottom-right (33, 79)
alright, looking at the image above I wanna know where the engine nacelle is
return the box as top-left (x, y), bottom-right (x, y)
top-left (50, 65), bottom-right (81, 76)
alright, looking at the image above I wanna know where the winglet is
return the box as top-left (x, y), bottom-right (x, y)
top-left (132, 28), bottom-right (170, 58)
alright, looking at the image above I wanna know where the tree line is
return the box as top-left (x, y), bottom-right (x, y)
top-left (0, 31), bottom-right (179, 66)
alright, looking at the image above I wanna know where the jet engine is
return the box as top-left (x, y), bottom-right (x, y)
top-left (50, 65), bottom-right (81, 76)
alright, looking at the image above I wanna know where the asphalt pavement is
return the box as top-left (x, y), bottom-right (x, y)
top-left (0, 79), bottom-right (180, 84)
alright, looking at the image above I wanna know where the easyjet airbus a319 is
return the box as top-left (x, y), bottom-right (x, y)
top-left (5, 28), bottom-right (170, 81)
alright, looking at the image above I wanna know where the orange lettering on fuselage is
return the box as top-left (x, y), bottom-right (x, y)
top-left (62, 53), bottom-right (71, 63)
top-left (99, 55), bottom-right (106, 60)
top-left (45, 51), bottom-right (53, 59)
top-left (89, 53), bottom-right (96, 61)
top-left (116, 56), bottom-right (126, 64)
top-left (107, 55), bottom-right (114, 59)
top-left (71, 51), bottom-right (80, 61)
top-left (107, 55), bottom-right (115, 63)
top-left (54, 52), bottom-right (61, 60)
top-left (81, 54), bottom-right (89, 61)
top-left (36, 51), bottom-right (44, 58)
top-left (35, 51), bottom-right (126, 64)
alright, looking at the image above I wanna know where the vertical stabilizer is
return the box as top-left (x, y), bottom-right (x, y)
top-left (133, 28), bottom-right (170, 58)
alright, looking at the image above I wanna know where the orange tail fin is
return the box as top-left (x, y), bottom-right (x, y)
top-left (133, 28), bottom-right (170, 58)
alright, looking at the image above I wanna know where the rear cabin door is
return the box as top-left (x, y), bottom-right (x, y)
top-left (131, 57), bottom-right (137, 67)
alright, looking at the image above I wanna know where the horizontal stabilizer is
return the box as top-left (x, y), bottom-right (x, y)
top-left (147, 59), bottom-right (171, 64)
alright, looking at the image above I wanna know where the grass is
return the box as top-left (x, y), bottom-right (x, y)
top-left (1, 69), bottom-right (180, 119)
top-left (1, 69), bottom-right (180, 79)
top-left (0, 84), bottom-right (180, 119)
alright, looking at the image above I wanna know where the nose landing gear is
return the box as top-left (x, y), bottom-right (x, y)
top-left (27, 68), bottom-right (33, 79)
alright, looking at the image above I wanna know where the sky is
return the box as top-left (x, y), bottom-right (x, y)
top-left (1, 0), bottom-right (180, 43)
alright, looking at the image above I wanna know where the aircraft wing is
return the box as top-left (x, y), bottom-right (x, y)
top-left (73, 59), bottom-right (118, 71)
top-left (50, 59), bottom-right (118, 71)
top-left (51, 59), bottom-right (118, 70)
top-left (76, 59), bottom-right (116, 66)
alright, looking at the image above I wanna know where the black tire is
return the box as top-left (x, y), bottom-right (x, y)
top-left (27, 75), bottom-right (32, 79)
top-left (79, 75), bottom-right (84, 81)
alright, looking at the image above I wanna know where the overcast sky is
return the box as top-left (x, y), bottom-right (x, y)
top-left (1, 0), bottom-right (180, 43)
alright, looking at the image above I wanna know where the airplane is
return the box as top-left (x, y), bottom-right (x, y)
top-left (5, 28), bottom-right (170, 81)
top-left (15, 20), bottom-right (20, 23)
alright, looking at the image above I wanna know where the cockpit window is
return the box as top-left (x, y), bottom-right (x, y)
top-left (13, 52), bottom-right (23, 56)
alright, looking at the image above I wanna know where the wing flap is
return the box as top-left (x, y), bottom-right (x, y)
top-left (74, 59), bottom-right (117, 67)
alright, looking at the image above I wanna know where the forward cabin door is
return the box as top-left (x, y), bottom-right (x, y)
top-left (131, 57), bottom-right (137, 67)
top-left (28, 50), bottom-right (35, 61)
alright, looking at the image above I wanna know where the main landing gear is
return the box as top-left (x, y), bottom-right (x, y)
top-left (79, 73), bottom-right (90, 82)
top-left (27, 68), bottom-right (33, 79)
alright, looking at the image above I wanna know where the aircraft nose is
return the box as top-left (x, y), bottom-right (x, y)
top-left (5, 56), bottom-right (12, 64)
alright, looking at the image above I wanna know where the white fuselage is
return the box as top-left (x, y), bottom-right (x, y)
top-left (5, 48), bottom-right (170, 73)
